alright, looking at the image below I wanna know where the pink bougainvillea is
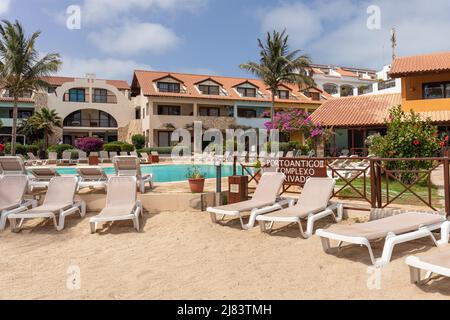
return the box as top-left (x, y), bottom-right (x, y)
top-left (75, 137), bottom-right (104, 153)
top-left (264, 109), bottom-right (329, 141)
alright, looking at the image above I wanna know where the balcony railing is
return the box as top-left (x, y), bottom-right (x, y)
top-left (63, 118), bottom-right (117, 128)
top-left (378, 79), bottom-right (396, 91)
top-left (63, 93), bottom-right (90, 103)
top-left (92, 94), bottom-right (117, 104)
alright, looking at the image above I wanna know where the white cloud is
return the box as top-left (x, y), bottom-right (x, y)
top-left (80, 0), bottom-right (207, 25)
top-left (59, 56), bottom-right (152, 80)
top-left (0, 0), bottom-right (11, 15)
top-left (88, 22), bottom-right (180, 56)
top-left (260, 0), bottom-right (450, 69)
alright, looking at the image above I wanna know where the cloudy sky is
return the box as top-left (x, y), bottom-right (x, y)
top-left (2, 0), bottom-right (450, 81)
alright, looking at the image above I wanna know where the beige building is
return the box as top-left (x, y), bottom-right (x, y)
top-left (131, 70), bottom-right (325, 147)
top-left (45, 75), bottom-right (138, 145)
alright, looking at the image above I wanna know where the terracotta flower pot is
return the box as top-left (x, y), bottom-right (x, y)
top-left (254, 171), bottom-right (262, 183)
top-left (188, 178), bottom-right (205, 193)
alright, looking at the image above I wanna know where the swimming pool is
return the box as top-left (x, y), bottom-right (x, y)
top-left (54, 164), bottom-right (244, 183)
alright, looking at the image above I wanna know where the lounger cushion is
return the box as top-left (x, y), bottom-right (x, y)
top-left (324, 213), bottom-right (445, 240)
top-left (97, 204), bottom-right (136, 218)
top-left (210, 199), bottom-right (276, 214)
top-left (23, 203), bottom-right (73, 214)
top-left (418, 250), bottom-right (450, 269)
top-left (261, 204), bottom-right (325, 220)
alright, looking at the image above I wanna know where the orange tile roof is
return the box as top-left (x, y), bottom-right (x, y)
top-left (42, 76), bottom-right (130, 90)
top-left (311, 93), bottom-right (402, 127)
top-left (0, 96), bottom-right (34, 103)
top-left (390, 52), bottom-right (450, 77)
top-left (132, 70), bottom-right (323, 105)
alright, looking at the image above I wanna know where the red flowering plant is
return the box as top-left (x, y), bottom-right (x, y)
top-left (75, 137), bottom-right (104, 153)
top-left (0, 143), bottom-right (4, 154)
top-left (264, 109), bottom-right (331, 149)
top-left (369, 105), bottom-right (440, 183)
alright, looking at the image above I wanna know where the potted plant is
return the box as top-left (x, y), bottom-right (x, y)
top-left (187, 166), bottom-right (207, 193)
top-left (253, 159), bottom-right (262, 182)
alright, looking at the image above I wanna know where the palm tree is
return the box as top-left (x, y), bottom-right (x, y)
top-left (26, 108), bottom-right (62, 151)
top-left (0, 20), bottom-right (61, 155)
top-left (240, 30), bottom-right (315, 122)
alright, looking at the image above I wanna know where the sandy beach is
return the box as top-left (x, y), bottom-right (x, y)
top-left (1, 208), bottom-right (449, 300)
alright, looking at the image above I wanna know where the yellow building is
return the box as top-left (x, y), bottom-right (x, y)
top-left (389, 51), bottom-right (450, 112)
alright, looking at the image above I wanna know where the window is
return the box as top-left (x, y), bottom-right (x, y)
top-left (93, 89), bottom-right (108, 103)
top-left (157, 82), bottom-right (181, 93)
top-left (237, 87), bottom-right (257, 97)
top-left (10, 109), bottom-right (33, 119)
top-left (198, 85), bottom-right (220, 95)
top-left (423, 83), bottom-right (450, 99)
top-left (323, 84), bottom-right (338, 95)
top-left (157, 105), bottom-right (181, 115)
top-left (158, 131), bottom-right (172, 147)
top-left (48, 87), bottom-right (56, 94)
top-left (237, 108), bottom-right (257, 118)
top-left (199, 107), bottom-right (220, 117)
top-left (68, 88), bottom-right (86, 102)
top-left (135, 108), bottom-right (141, 120)
top-left (277, 90), bottom-right (290, 99)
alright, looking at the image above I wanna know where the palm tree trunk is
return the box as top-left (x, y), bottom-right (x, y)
top-left (11, 98), bottom-right (18, 156)
top-left (271, 89), bottom-right (276, 123)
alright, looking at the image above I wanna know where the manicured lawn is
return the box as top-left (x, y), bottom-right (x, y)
top-left (335, 177), bottom-right (443, 209)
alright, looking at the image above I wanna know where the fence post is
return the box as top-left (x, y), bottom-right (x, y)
top-left (370, 158), bottom-right (377, 208)
top-left (444, 157), bottom-right (450, 217)
top-left (376, 159), bottom-right (383, 208)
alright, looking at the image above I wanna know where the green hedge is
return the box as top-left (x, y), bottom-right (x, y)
top-left (103, 141), bottom-right (135, 152)
top-left (138, 147), bottom-right (173, 155)
top-left (4, 143), bottom-right (39, 155)
top-left (47, 144), bottom-right (73, 158)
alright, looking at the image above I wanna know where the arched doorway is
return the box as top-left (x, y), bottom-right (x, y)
top-left (63, 109), bottom-right (119, 145)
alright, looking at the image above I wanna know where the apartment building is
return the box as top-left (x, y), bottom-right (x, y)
top-left (131, 70), bottom-right (325, 147)
top-left (312, 51), bottom-right (450, 156)
top-left (44, 75), bottom-right (136, 145)
top-left (0, 89), bottom-right (41, 144)
top-left (309, 64), bottom-right (378, 97)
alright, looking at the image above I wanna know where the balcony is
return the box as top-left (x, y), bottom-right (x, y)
top-left (378, 79), bottom-right (397, 91)
top-left (63, 93), bottom-right (90, 103)
top-left (63, 118), bottom-right (117, 128)
top-left (92, 94), bottom-right (117, 104)
top-left (0, 118), bottom-right (24, 127)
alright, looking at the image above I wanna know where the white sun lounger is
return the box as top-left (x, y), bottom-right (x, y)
top-left (89, 176), bottom-right (142, 233)
top-left (0, 175), bottom-right (37, 230)
top-left (8, 176), bottom-right (86, 232)
top-left (207, 172), bottom-right (288, 230)
top-left (47, 152), bottom-right (58, 165)
top-left (77, 151), bottom-right (89, 164)
top-left (405, 221), bottom-right (450, 284)
top-left (58, 151), bottom-right (74, 165)
top-left (113, 156), bottom-right (153, 193)
top-left (99, 151), bottom-right (110, 163)
top-left (316, 212), bottom-right (447, 266)
top-left (77, 166), bottom-right (108, 191)
top-left (256, 178), bottom-right (343, 238)
top-left (0, 156), bottom-right (27, 175)
top-left (29, 167), bottom-right (60, 191)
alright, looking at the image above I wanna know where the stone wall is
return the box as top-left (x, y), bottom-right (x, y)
top-left (118, 119), bottom-right (142, 143)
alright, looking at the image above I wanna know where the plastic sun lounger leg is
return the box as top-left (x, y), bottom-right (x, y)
top-left (0, 205), bottom-right (29, 230)
top-left (56, 202), bottom-right (85, 231)
top-left (305, 209), bottom-right (334, 239)
top-left (132, 203), bottom-right (141, 231)
top-left (376, 227), bottom-right (440, 267)
top-left (437, 221), bottom-right (450, 246)
top-left (243, 203), bottom-right (283, 230)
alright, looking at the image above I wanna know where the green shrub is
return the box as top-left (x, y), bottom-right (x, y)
top-left (47, 144), bottom-right (73, 158)
top-left (369, 106), bottom-right (441, 183)
top-left (26, 144), bottom-right (39, 155)
top-left (4, 143), bottom-right (27, 155)
top-left (103, 143), bottom-right (122, 153)
top-left (138, 147), bottom-right (174, 155)
top-left (120, 143), bottom-right (135, 152)
top-left (65, 149), bottom-right (81, 159)
top-left (132, 134), bottom-right (146, 150)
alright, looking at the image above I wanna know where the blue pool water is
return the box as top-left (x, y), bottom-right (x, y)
top-left (55, 164), bottom-right (244, 183)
